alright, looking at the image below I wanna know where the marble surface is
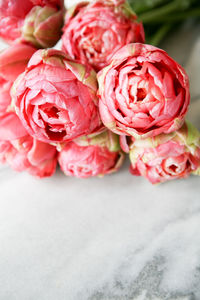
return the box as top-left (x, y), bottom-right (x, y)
top-left (0, 4), bottom-right (200, 300)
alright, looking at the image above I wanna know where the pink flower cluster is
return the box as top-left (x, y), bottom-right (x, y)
top-left (0, 0), bottom-right (199, 183)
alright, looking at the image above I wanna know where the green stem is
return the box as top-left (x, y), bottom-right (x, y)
top-left (138, 1), bottom-right (180, 23)
top-left (129, 0), bottom-right (169, 15)
top-left (144, 8), bottom-right (200, 23)
top-left (148, 23), bottom-right (172, 46)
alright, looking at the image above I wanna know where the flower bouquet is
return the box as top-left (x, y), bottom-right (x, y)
top-left (0, 0), bottom-right (200, 183)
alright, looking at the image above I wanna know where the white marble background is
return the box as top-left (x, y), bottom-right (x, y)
top-left (0, 2), bottom-right (200, 300)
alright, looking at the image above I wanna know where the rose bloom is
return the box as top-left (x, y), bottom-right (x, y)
top-left (62, 0), bottom-right (144, 71)
top-left (98, 43), bottom-right (190, 139)
top-left (129, 122), bottom-right (200, 184)
top-left (0, 135), bottom-right (57, 178)
top-left (12, 49), bottom-right (102, 145)
top-left (0, 0), bottom-right (64, 47)
top-left (58, 130), bottom-right (124, 178)
top-left (0, 44), bottom-right (57, 177)
top-left (0, 43), bottom-right (36, 140)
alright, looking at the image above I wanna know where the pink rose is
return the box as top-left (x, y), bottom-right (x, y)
top-left (0, 43), bottom-right (36, 141)
top-left (12, 49), bottom-right (102, 145)
top-left (129, 122), bottom-right (200, 184)
top-left (62, 0), bottom-right (144, 71)
top-left (0, 136), bottom-right (57, 178)
top-left (58, 131), bottom-right (124, 178)
top-left (98, 43), bottom-right (190, 139)
top-left (0, 43), bottom-right (56, 177)
top-left (0, 0), bottom-right (64, 47)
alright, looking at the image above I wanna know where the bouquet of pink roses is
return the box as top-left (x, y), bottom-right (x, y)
top-left (0, 0), bottom-right (199, 184)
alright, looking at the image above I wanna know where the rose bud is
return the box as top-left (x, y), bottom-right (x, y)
top-left (12, 49), bottom-right (102, 145)
top-left (98, 43), bottom-right (190, 139)
top-left (0, 43), bottom-right (36, 141)
top-left (62, 0), bottom-right (144, 71)
top-left (0, 0), bottom-right (64, 48)
top-left (58, 130), bottom-right (124, 178)
top-left (22, 4), bottom-right (64, 48)
top-left (129, 121), bottom-right (200, 184)
top-left (0, 136), bottom-right (57, 178)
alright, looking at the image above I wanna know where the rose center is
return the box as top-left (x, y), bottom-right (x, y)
top-left (83, 26), bottom-right (114, 56)
top-left (136, 88), bottom-right (147, 102)
top-left (43, 106), bottom-right (59, 119)
top-left (92, 34), bottom-right (103, 52)
top-left (39, 105), bottom-right (68, 141)
top-left (169, 164), bottom-right (178, 173)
